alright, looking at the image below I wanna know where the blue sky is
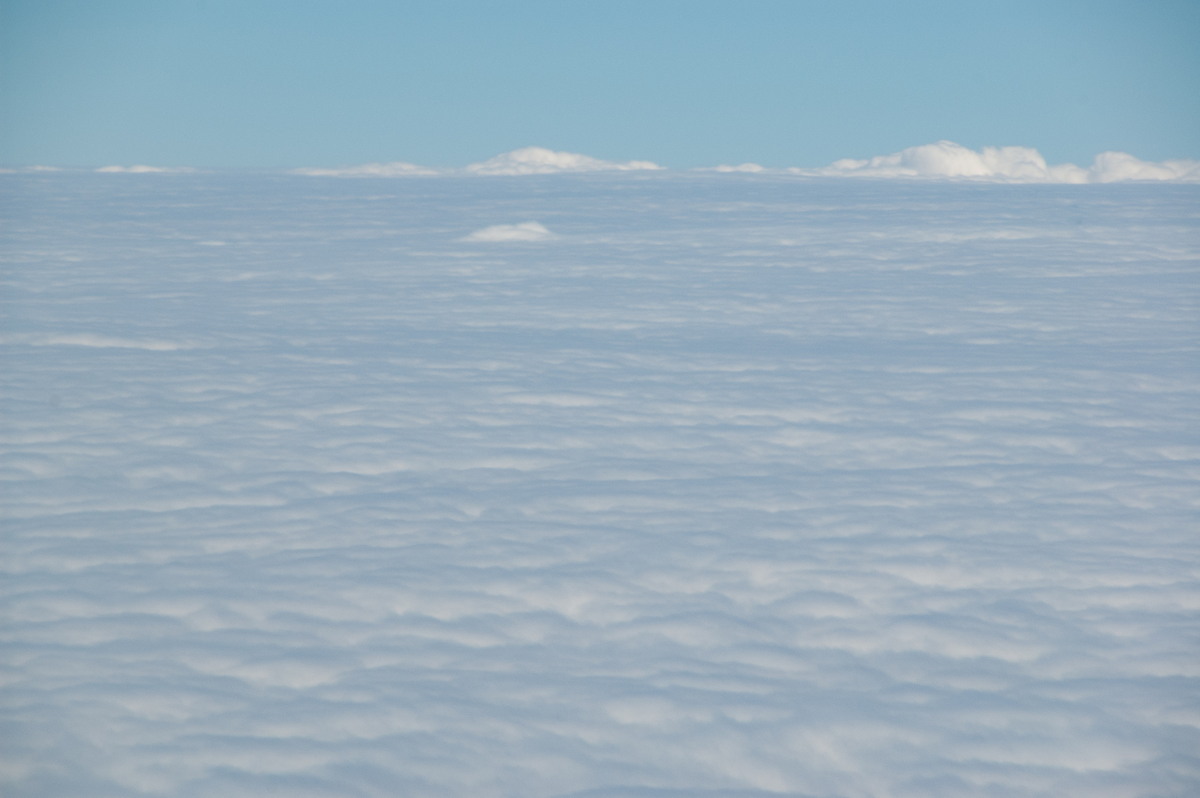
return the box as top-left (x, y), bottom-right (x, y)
top-left (1, 0), bottom-right (1197, 169)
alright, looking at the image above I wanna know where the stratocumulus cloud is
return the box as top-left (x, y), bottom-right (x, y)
top-left (799, 140), bottom-right (1200, 183)
top-left (1, 170), bottom-right (1197, 798)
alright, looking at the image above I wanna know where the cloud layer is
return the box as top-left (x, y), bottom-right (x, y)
top-left (2, 170), bottom-right (1197, 798)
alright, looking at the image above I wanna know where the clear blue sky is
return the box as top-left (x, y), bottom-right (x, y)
top-left (1, 0), bottom-right (1197, 169)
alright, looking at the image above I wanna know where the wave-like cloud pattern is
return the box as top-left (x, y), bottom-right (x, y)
top-left (1, 170), bottom-right (1197, 797)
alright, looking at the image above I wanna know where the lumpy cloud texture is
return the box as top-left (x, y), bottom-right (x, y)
top-left (288, 143), bottom-right (1197, 183)
top-left (2, 171), bottom-right (1198, 798)
top-left (95, 165), bottom-right (198, 174)
top-left (290, 161), bottom-right (439, 177)
top-left (292, 147), bottom-right (664, 177)
top-left (806, 140), bottom-right (1200, 183)
top-left (464, 146), bottom-right (664, 175)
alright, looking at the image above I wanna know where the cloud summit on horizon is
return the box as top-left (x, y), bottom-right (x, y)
top-left (286, 146), bottom-right (665, 178)
top-left (464, 146), bottom-right (664, 176)
top-left (285, 142), bottom-right (1199, 183)
top-left (797, 140), bottom-right (1200, 183)
top-left (30, 144), bottom-right (1196, 183)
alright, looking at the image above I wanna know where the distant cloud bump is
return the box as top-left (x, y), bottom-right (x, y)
top-left (290, 161), bottom-right (438, 177)
top-left (285, 142), bottom-right (1197, 183)
top-left (804, 140), bottom-right (1200, 183)
top-left (95, 165), bottom-right (196, 174)
top-left (293, 147), bottom-right (663, 178)
top-left (462, 221), bottom-right (556, 242)
top-left (464, 146), bottom-right (663, 176)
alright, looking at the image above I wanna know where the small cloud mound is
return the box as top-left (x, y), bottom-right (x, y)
top-left (709, 163), bottom-right (766, 173)
top-left (291, 161), bottom-right (439, 177)
top-left (462, 221), bottom-right (556, 242)
top-left (803, 141), bottom-right (1200, 183)
top-left (1, 165), bottom-right (66, 173)
top-left (290, 148), bottom-right (661, 177)
top-left (1085, 151), bottom-right (1200, 183)
top-left (465, 146), bottom-right (663, 176)
top-left (96, 165), bottom-right (195, 174)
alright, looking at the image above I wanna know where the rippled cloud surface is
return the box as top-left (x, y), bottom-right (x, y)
top-left (2, 172), bottom-right (1198, 797)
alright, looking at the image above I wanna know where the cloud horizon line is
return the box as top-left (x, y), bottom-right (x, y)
top-left (6, 142), bottom-right (1198, 183)
top-left (289, 142), bottom-right (1200, 183)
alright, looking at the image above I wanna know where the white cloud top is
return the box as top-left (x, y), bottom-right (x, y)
top-left (462, 220), bottom-right (556, 242)
top-left (465, 146), bottom-right (664, 175)
top-left (288, 143), bottom-right (1197, 183)
top-left (2, 166), bottom-right (64, 173)
top-left (1085, 149), bottom-right (1200, 182)
top-left (801, 140), bottom-right (1200, 183)
top-left (290, 161), bottom-right (439, 177)
top-left (708, 162), bottom-right (766, 173)
top-left (291, 147), bottom-right (663, 177)
top-left (95, 164), bottom-right (196, 173)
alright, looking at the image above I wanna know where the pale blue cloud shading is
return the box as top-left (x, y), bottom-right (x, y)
top-left (1, 170), bottom-right (1198, 797)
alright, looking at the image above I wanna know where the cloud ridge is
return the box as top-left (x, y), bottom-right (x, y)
top-left (464, 146), bottom-right (664, 175)
top-left (291, 147), bottom-right (663, 178)
top-left (284, 143), bottom-right (1197, 183)
top-left (96, 165), bottom-right (196, 174)
top-left (290, 161), bottom-right (438, 177)
top-left (798, 140), bottom-right (1200, 183)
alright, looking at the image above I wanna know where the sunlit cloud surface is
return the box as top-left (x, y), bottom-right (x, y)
top-left (2, 169), bottom-right (1197, 798)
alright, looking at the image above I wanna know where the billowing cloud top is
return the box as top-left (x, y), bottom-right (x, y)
top-left (799, 140), bottom-right (1200, 183)
top-left (464, 146), bottom-right (664, 175)
top-left (285, 142), bottom-right (1196, 182)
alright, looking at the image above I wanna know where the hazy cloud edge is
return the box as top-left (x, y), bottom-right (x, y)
top-left (11, 143), bottom-right (1195, 182)
top-left (790, 140), bottom-right (1200, 183)
top-left (294, 143), bottom-right (1199, 183)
